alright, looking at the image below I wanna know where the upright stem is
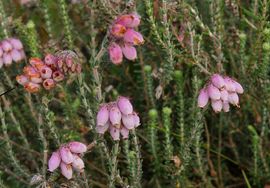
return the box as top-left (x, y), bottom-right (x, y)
top-left (109, 141), bottom-right (119, 188)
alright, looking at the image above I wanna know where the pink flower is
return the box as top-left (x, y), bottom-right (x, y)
top-left (224, 77), bottom-right (236, 92)
top-left (60, 146), bottom-right (74, 164)
top-left (111, 24), bottom-right (127, 38)
top-left (120, 127), bottom-right (129, 139)
top-left (16, 75), bottom-right (29, 85)
top-left (43, 79), bottom-right (55, 90)
top-left (97, 105), bottom-right (109, 126)
top-left (52, 71), bottom-right (65, 82)
top-left (48, 151), bottom-right (61, 172)
top-left (233, 81), bottom-right (244, 94)
top-left (96, 122), bottom-right (110, 134)
top-left (2, 40), bottom-right (12, 52)
top-left (220, 89), bottom-right (228, 101)
top-left (207, 84), bottom-right (221, 100)
top-left (11, 49), bottom-right (22, 62)
top-left (121, 44), bottom-right (137, 60)
top-left (197, 88), bottom-right (209, 108)
top-left (24, 82), bottom-right (41, 93)
top-left (9, 38), bottom-right (23, 50)
top-left (122, 114), bottom-right (135, 129)
top-left (60, 162), bottom-right (73, 180)
top-left (228, 92), bottom-right (239, 106)
top-left (109, 104), bottom-right (122, 128)
top-left (116, 13), bottom-right (141, 28)
top-left (211, 100), bottom-right (223, 113)
top-left (3, 53), bottom-right (12, 66)
top-left (109, 126), bottom-right (120, 141)
top-left (72, 155), bottom-right (85, 172)
top-left (222, 101), bottom-right (230, 112)
top-left (40, 66), bottom-right (53, 79)
top-left (124, 29), bottom-right (144, 45)
top-left (211, 74), bottom-right (225, 89)
top-left (44, 54), bottom-right (56, 66)
top-left (108, 43), bottom-right (123, 65)
top-left (117, 96), bottom-right (133, 115)
top-left (68, 141), bottom-right (87, 154)
top-left (133, 113), bottom-right (140, 127)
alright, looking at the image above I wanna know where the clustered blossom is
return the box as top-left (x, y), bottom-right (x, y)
top-left (0, 38), bottom-right (25, 68)
top-left (48, 141), bottom-right (87, 179)
top-left (16, 51), bottom-right (81, 93)
top-left (108, 13), bottom-right (144, 65)
top-left (198, 74), bottom-right (244, 113)
top-left (96, 96), bottom-right (140, 140)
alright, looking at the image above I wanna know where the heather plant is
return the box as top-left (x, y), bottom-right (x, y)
top-left (0, 0), bottom-right (270, 188)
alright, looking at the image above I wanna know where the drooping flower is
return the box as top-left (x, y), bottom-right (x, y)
top-left (123, 29), bottom-right (144, 45)
top-left (198, 74), bottom-right (244, 113)
top-left (48, 152), bottom-right (61, 172)
top-left (108, 43), bottom-right (123, 65)
top-left (96, 96), bottom-right (140, 140)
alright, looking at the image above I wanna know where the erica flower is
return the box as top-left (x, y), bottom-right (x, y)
top-left (198, 74), bottom-right (244, 113)
top-left (96, 96), bottom-right (140, 140)
top-left (48, 141), bottom-right (87, 179)
top-left (108, 13), bottom-right (143, 64)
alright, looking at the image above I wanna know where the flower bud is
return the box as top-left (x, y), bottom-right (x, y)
top-left (211, 74), bottom-right (225, 89)
top-left (68, 141), bottom-right (87, 154)
top-left (97, 105), bottom-right (109, 126)
top-left (96, 122), bottom-right (110, 134)
top-left (72, 155), bottom-right (85, 172)
top-left (60, 162), bottom-right (73, 180)
top-left (111, 24), bottom-right (127, 38)
top-left (16, 75), bottom-right (29, 85)
top-left (124, 29), bottom-right (144, 45)
top-left (9, 38), bottom-right (23, 50)
top-left (211, 100), bottom-right (223, 113)
top-left (198, 88), bottom-right (209, 108)
top-left (117, 96), bottom-right (133, 115)
top-left (109, 105), bottom-right (122, 128)
top-left (228, 92), bottom-right (239, 106)
top-left (122, 114), bottom-right (135, 129)
top-left (121, 44), bottom-right (137, 60)
top-left (109, 126), bottom-right (120, 141)
top-left (43, 79), bottom-right (55, 90)
top-left (48, 151), bottom-right (61, 172)
top-left (60, 146), bottom-right (74, 164)
top-left (108, 43), bottom-right (123, 65)
top-left (120, 127), bottom-right (129, 139)
top-left (207, 84), bottom-right (221, 100)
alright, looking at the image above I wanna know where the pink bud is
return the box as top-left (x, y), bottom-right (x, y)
top-left (117, 96), bottom-right (133, 115)
top-left (60, 162), bottom-right (73, 180)
top-left (44, 54), bottom-right (56, 66)
top-left (124, 29), bottom-right (144, 45)
top-left (111, 24), bottom-right (127, 38)
top-left (40, 66), bottom-right (53, 79)
top-left (120, 127), bottom-right (129, 139)
top-left (122, 114), bottom-right (135, 130)
top-left (9, 38), bottom-right (23, 50)
top-left (211, 100), bottom-right (223, 113)
top-left (2, 40), bottom-right (12, 52)
top-left (220, 89), bottom-right (228, 101)
top-left (228, 92), bottom-right (239, 106)
top-left (207, 84), bottom-right (221, 100)
top-left (72, 155), bottom-right (85, 172)
top-left (198, 88), bottom-right (209, 108)
top-left (133, 113), bottom-right (140, 127)
top-left (96, 122), bottom-right (110, 134)
top-left (0, 58), bottom-right (3, 68)
top-left (97, 105), bottom-right (109, 126)
top-left (16, 75), bottom-right (29, 85)
top-left (11, 49), bottom-right (22, 62)
top-left (52, 71), bottom-right (65, 82)
top-left (211, 74), bottom-right (225, 89)
top-left (60, 146), bottom-right (74, 164)
top-left (222, 101), bottom-right (230, 112)
top-left (116, 13), bottom-right (141, 28)
top-left (233, 81), bottom-right (244, 94)
top-left (121, 44), bottom-right (137, 60)
top-left (48, 151), bottom-right (61, 172)
top-left (43, 79), bottom-right (56, 90)
top-left (108, 43), bottom-right (123, 65)
top-left (109, 126), bottom-right (120, 141)
top-left (109, 105), bottom-right (122, 128)
top-left (224, 77), bottom-right (236, 92)
top-left (68, 141), bottom-right (87, 154)
top-left (3, 53), bottom-right (12, 66)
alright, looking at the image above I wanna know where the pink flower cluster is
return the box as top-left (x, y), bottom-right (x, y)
top-left (16, 52), bottom-right (81, 93)
top-left (96, 96), bottom-right (140, 140)
top-left (198, 74), bottom-right (244, 113)
top-left (48, 141), bottom-right (87, 179)
top-left (108, 13), bottom-right (144, 65)
top-left (0, 38), bottom-right (25, 68)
